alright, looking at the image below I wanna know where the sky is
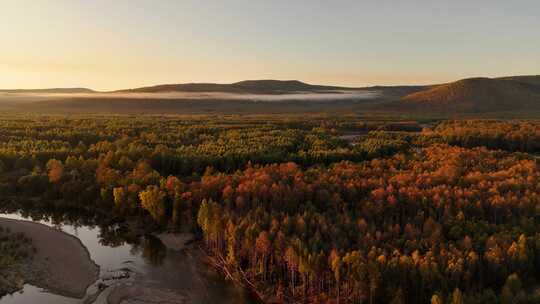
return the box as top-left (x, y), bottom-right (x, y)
top-left (1, 0), bottom-right (539, 90)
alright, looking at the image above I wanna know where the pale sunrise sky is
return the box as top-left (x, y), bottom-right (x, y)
top-left (1, 0), bottom-right (539, 90)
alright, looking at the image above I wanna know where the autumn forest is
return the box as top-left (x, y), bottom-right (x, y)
top-left (2, 115), bottom-right (540, 303)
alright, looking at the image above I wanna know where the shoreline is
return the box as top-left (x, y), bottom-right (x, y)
top-left (0, 217), bottom-right (99, 299)
top-left (199, 247), bottom-right (270, 304)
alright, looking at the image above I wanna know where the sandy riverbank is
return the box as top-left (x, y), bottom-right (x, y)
top-left (0, 217), bottom-right (99, 298)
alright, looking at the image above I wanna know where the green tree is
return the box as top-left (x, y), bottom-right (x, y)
top-left (197, 199), bottom-right (210, 236)
top-left (139, 185), bottom-right (166, 221)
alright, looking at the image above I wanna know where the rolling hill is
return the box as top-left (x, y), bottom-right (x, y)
top-left (399, 76), bottom-right (540, 113)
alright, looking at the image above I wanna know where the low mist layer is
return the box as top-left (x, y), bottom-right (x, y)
top-left (0, 90), bottom-right (379, 103)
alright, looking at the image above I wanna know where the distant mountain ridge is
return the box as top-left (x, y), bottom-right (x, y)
top-left (0, 88), bottom-right (95, 94)
top-left (4, 75), bottom-right (540, 116)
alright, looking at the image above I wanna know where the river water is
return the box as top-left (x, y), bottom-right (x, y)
top-left (0, 212), bottom-right (259, 304)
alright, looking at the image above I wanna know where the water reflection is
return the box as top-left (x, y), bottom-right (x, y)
top-left (138, 235), bottom-right (167, 266)
top-left (0, 203), bottom-right (259, 304)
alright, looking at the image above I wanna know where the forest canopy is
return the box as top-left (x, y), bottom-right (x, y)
top-left (1, 114), bottom-right (540, 303)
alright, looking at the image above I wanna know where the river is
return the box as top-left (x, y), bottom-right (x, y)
top-left (0, 212), bottom-right (259, 304)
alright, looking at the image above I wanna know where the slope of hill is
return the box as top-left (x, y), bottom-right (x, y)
top-left (399, 77), bottom-right (540, 113)
top-left (116, 80), bottom-right (351, 94)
